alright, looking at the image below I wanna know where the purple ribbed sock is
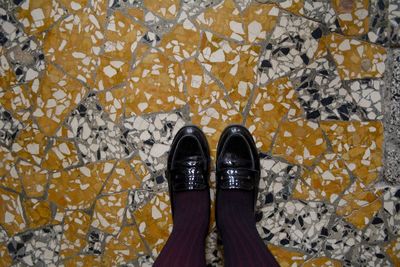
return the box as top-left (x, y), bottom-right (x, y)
top-left (154, 191), bottom-right (210, 267)
top-left (217, 190), bottom-right (280, 267)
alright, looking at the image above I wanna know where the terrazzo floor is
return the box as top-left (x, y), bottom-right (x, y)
top-left (0, 0), bottom-right (400, 266)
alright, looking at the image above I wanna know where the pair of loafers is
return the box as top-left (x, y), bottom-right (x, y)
top-left (166, 125), bottom-right (260, 219)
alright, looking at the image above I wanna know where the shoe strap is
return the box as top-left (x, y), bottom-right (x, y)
top-left (216, 168), bottom-right (259, 190)
top-left (169, 159), bottom-right (208, 191)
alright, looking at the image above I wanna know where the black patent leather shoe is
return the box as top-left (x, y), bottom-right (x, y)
top-left (166, 125), bottom-right (211, 218)
top-left (216, 125), bottom-right (260, 213)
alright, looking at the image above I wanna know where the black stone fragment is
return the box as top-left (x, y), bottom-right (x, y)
top-left (15, 67), bottom-right (23, 75)
top-left (265, 193), bottom-right (274, 204)
top-left (13, 0), bottom-right (24, 5)
top-left (144, 139), bottom-right (155, 146)
top-left (306, 110), bottom-right (320, 119)
top-left (298, 216), bottom-right (304, 227)
top-left (372, 217), bottom-right (384, 224)
top-left (321, 96), bottom-right (334, 106)
top-left (320, 227), bottom-right (328, 236)
top-left (78, 104), bottom-right (87, 115)
top-left (156, 175), bottom-right (164, 184)
top-left (338, 104), bottom-right (351, 120)
top-left (301, 54), bottom-right (309, 65)
top-left (90, 231), bottom-right (99, 241)
top-left (280, 47), bottom-right (290, 55)
top-left (378, 0), bottom-right (385, 10)
top-left (311, 28), bottom-right (322, 39)
top-left (394, 189), bottom-right (400, 198)
top-left (16, 242), bottom-right (24, 250)
top-left (326, 244), bottom-right (334, 250)
top-left (376, 253), bottom-right (385, 259)
top-left (21, 232), bottom-right (33, 242)
top-left (2, 110), bottom-right (11, 120)
top-left (0, 32), bottom-right (7, 45)
top-left (255, 212), bottom-right (263, 222)
top-left (261, 60), bottom-right (272, 68)
top-left (280, 239), bottom-right (289, 245)
top-left (7, 242), bottom-right (16, 253)
top-left (319, 70), bottom-right (329, 76)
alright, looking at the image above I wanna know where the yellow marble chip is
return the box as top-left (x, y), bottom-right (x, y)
top-left (199, 32), bottom-right (260, 111)
top-left (313, 38), bottom-right (329, 60)
top-left (48, 161), bottom-right (115, 210)
top-left (293, 154), bottom-right (351, 203)
top-left (332, 0), bottom-right (369, 36)
top-left (104, 10), bottom-right (146, 60)
top-left (42, 139), bottom-right (80, 171)
top-left (241, 3), bottom-right (279, 43)
top-left (267, 244), bottom-right (306, 267)
top-left (134, 192), bottom-right (172, 256)
top-left (324, 33), bottom-right (386, 80)
top-left (385, 236), bottom-right (400, 266)
top-left (196, 0), bottom-right (244, 41)
top-left (144, 0), bottom-right (179, 20)
top-left (0, 146), bottom-right (16, 178)
top-left (63, 254), bottom-right (102, 267)
top-left (60, 210), bottom-right (91, 258)
top-left (23, 199), bottom-right (52, 228)
top-left (0, 147), bottom-right (21, 193)
top-left (16, 0), bottom-right (65, 38)
top-left (94, 56), bottom-right (130, 91)
top-left (58, 0), bottom-right (88, 12)
top-left (159, 20), bottom-right (200, 61)
top-left (103, 225), bottom-right (147, 265)
top-left (12, 122), bottom-right (48, 165)
top-left (183, 58), bottom-right (224, 113)
top-left (197, 0), bottom-right (278, 43)
top-left (273, 118), bottom-right (327, 166)
top-left (91, 191), bottom-right (129, 235)
top-left (126, 49), bottom-right (185, 115)
top-left (126, 7), bottom-right (145, 22)
top-left (130, 156), bottom-right (151, 182)
top-left (32, 63), bottom-right (87, 136)
top-left (0, 85), bottom-right (31, 122)
top-left (0, 243), bottom-right (12, 267)
top-left (43, 1), bottom-right (108, 85)
top-left (18, 160), bottom-right (49, 197)
top-left (321, 121), bottom-right (383, 185)
top-left (0, 187), bottom-right (26, 235)
top-left (102, 159), bottom-right (141, 194)
top-left (246, 77), bottom-right (302, 152)
top-left (303, 256), bottom-right (342, 267)
top-left (336, 180), bottom-right (382, 229)
top-left (0, 175), bottom-right (22, 194)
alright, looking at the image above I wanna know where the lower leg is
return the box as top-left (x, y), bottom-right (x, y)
top-left (217, 190), bottom-right (279, 267)
top-left (154, 191), bottom-right (210, 267)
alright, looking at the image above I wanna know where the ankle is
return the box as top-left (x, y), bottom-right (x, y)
top-left (172, 191), bottom-right (210, 232)
top-left (216, 190), bottom-right (255, 231)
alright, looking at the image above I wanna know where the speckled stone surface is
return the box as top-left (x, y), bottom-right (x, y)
top-left (0, 0), bottom-right (399, 266)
